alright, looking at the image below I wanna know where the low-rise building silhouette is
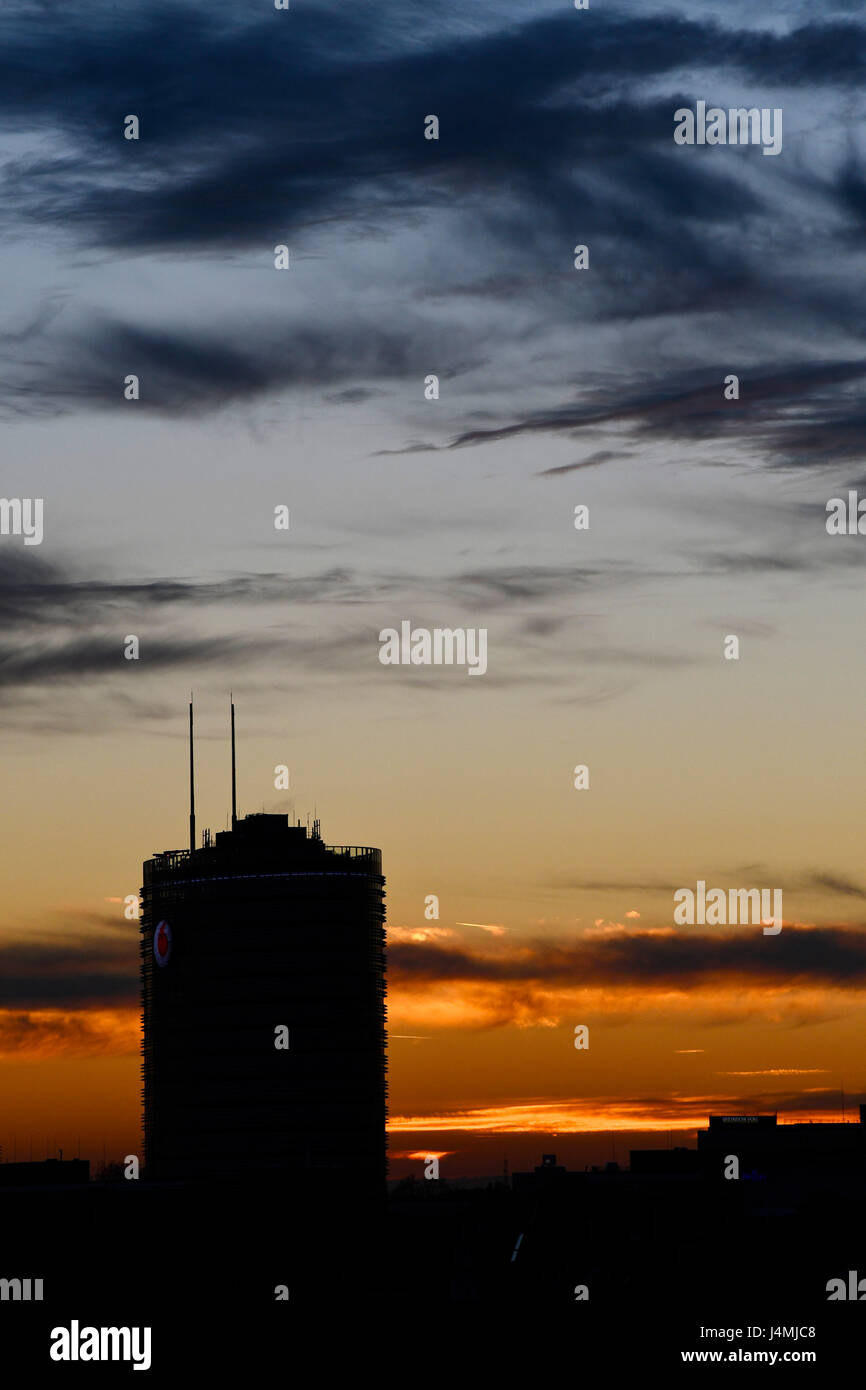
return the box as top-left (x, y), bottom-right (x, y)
top-left (0, 1159), bottom-right (89, 1187)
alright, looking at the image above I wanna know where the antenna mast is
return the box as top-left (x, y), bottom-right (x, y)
top-left (230, 692), bottom-right (238, 830)
top-left (189, 697), bottom-right (196, 855)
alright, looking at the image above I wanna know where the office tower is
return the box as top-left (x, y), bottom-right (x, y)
top-left (140, 702), bottom-right (387, 1187)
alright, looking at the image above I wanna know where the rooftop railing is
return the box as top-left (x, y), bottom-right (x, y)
top-left (145, 842), bottom-right (382, 878)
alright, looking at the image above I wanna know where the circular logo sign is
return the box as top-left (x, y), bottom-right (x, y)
top-left (153, 920), bottom-right (172, 967)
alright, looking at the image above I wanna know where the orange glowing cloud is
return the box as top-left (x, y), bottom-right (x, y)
top-left (387, 924), bottom-right (866, 1029)
top-left (394, 1150), bottom-right (455, 1160)
top-left (389, 980), bottom-right (866, 1031)
top-left (388, 925), bottom-right (456, 945)
top-left (455, 922), bottom-right (508, 936)
top-left (389, 1093), bottom-right (850, 1136)
top-left (0, 1008), bottom-right (139, 1059)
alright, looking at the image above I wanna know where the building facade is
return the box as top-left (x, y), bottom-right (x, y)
top-left (140, 813), bottom-right (386, 1187)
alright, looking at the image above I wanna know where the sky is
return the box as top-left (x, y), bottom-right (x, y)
top-left (1, 0), bottom-right (866, 1176)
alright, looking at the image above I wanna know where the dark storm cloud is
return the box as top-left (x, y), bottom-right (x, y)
top-left (0, 313), bottom-right (467, 419)
top-left (0, 915), bottom-right (137, 1008)
top-left (0, 555), bottom-right (409, 631)
top-left (0, 552), bottom-right (288, 627)
top-left (0, 552), bottom-right (635, 630)
top-left (445, 361), bottom-right (866, 451)
top-left (0, 554), bottom-right (371, 700)
top-left (0, 6), bottom-right (863, 255)
top-left (0, 549), bottom-right (694, 711)
top-left (1, 3), bottom-right (865, 438)
top-left (0, 635), bottom-right (267, 691)
top-left (390, 924), bottom-right (866, 991)
top-left (537, 451), bottom-right (622, 477)
top-left (380, 347), bottom-right (866, 474)
top-left (385, 358), bottom-right (866, 483)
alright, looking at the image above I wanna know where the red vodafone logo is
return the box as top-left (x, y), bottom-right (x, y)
top-left (154, 920), bottom-right (172, 967)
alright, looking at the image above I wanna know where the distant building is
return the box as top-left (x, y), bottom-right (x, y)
top-left (631, 1107), bottom-right (866, 1176)
top-left (629, 1147), bottom-right (699, 1176)
top-left (697, 1109), bottom-right (865, 1173)
top-left (140, 703), bottom-right (387, 1187)
top-left (513, 1153), bottom-right (582, 1193)
top-left (0, 1159), bottom-right (89, 1187)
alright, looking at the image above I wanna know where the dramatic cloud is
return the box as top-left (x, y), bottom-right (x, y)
top-left (0, 914), bottom-right (137, 1008)
top-left (0, 313), bottom-right (472, 420)
top-left (391, 924), bottom-right (866, 989)
top-left (388, 925), bottom-right (866, 1028)
top-left (389, 1087), bottom-right (865, 1137)
top-left (420, 362), bottom-right (866, 479)
top-left (0, 1008), bottom-right (137, 1059)
top-left (2, 1), bottom-right (866, 461)
top-left (0, 549), bottom-right (696, 717)
top-left (2, 6), bottom-right (864, 253)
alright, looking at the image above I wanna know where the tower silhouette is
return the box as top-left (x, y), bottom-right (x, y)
top-left (139, 700), bottom-right (387, 1188)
